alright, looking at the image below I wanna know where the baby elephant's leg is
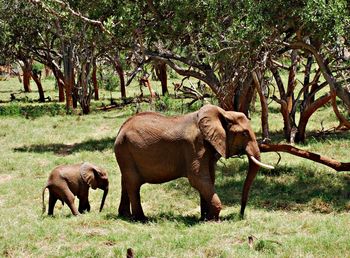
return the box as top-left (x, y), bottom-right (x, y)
top-left (78, 197), bottom-right (90, 213)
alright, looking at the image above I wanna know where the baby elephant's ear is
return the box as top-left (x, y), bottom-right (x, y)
top-left (80, 162), bottom-right (98, 189)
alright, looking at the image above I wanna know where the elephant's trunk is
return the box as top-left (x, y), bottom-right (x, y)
top-left (99, 187), bottom-right (108, 212)
top-left (240, 157), bottom-right (260, 217)
top-left (240, 140), bottom-right (273, 217)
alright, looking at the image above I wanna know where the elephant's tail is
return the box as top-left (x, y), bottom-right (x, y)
top-left (42, 185), bottom-right (48, 215)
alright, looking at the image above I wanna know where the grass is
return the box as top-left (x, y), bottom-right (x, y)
top-left (0, 77), bottom-right (349, 257)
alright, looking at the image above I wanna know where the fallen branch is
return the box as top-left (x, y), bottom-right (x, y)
top-left (259, 143), bottom-right (350, 172)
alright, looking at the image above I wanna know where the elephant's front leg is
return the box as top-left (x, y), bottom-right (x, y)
top-left (78, 198), bottom-right (90, 213)
top-left (200, 195), bottom-right (210, 220)
top-left (78, 190), bottom-right (90, 213)
top-left (128, 184), bottom-right (146, 221)
top-left (189, 175), bottom-right (222, 221)
top-left (61, 188), bottom-right (79, 216)
top-left (200, 165), bottom-right (216, 220)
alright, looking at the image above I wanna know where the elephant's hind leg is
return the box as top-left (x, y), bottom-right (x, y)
top-left (62, 191), bottom-right (79, 216)
top-left (128, 183), bottom-right (146, 221)
top-left (48, 191), bottom-right (58, 216)
top-left (118, 176), bottom-right (131, 218)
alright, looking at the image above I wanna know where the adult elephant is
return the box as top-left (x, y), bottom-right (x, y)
top-left (114, 104), bottom-right (273, 221)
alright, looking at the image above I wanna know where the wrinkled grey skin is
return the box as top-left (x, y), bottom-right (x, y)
top-left (42, 162), bottom-right (109, 216)
top-left (115, 104), bottom-right (271, 221)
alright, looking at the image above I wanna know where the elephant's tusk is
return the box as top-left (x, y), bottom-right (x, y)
top-left (250, 156), bottom-right (275, 170)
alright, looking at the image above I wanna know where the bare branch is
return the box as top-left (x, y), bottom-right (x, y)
top-left (285, 41), bottom-right (350, 109)
top-left (259, 143), bottom-right (350, 171)
top-left (271, 59), bottom-right (289, 70)
top-left (146, 51), bottom-right (221, 94)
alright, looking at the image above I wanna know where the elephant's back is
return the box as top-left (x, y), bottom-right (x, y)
top-left (115, 111), bottom-right (197, 148)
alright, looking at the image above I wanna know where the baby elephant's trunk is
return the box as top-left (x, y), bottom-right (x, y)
top-left (99, 187), bottom-right (108, 212)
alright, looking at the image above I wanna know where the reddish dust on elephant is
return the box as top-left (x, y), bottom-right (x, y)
top-left (42, 162), bottom-right (109, 216)
top-left (114, 104), bottom-right (273, 221)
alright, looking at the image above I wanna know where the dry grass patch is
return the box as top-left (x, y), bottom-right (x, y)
top-left (0, 174), bottom-right (12, 184)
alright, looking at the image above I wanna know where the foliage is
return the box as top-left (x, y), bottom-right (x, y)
top-left (0, 103), bottom-right (66, 118)
top-left (32, 62), bottom-right (44, 74)
top-left (101, 72), bottom-right (120, 92)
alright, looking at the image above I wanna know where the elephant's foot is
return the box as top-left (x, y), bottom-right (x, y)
top-left (200, 210), bottom-right (209, 221)
top-left (202, 194), bottom-right (221, 221)
top-left (118, 206), bottom-right (132, 218)
top-left (78, 208), bottom-right (90, 214)
top-left (132, 214), bottom-right (148, 223)
top-left (118, 211), bottom-right (132, 219)
top-left (201, 210), bottom-right (220, 221)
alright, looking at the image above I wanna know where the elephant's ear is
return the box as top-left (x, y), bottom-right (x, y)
top-left (80, 162), bottom-right (99, 189)
top-left (198, 104), bottom-right (228, 158)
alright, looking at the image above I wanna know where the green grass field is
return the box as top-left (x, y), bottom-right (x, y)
top-left (0, 77), bottom-right (349, 257)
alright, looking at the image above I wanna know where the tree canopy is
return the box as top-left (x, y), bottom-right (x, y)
top-left (0, 0), bottom-right (349, 141)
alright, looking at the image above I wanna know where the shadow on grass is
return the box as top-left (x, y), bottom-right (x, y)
top-left (161, 159), bottom-right (350, 215)
top-left (305, 129), bottom-right (350, 142)
top-left (215, 160), bottom-right (350, 213)
top-left (14, 136), bottom-right (115, 155)
top-left (104, 212), bottom-right (201, 226)
top-left (103, 160), bottom-right (349, 225)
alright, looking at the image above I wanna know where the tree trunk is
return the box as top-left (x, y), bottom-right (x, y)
top-left (30, 71), bottom-right (45, 102)
top-left (217, 81), bottom-right (236, 111)
top-left (252, 71), bottom-right (270, 140)
top-left (92, 58), bottom-right (99, 100)
top-left (21, 59), bottom-right (32, 92)
top-left (331, 91), bottom-right (350, 129)
top-left (78, 62), bottom-right (91, 115)
top-left (270, 51), bottom-right (299, 143)
top-left (270, 66), bottom-right (291, 140)
top-left (52, 67), bottom-right (65, 102)
top-left (155, 61), bottom-right (168, 95)
top-left (112, 55), bottom-right (126, 99)
top-left (238, 76), bottom-right (255, 116)
top-left (303, 55), bottom-right (313, 100)
top-left (63, 44), bottom-right (74, 112)
top-left (44, 66), bottom-right (52, 78)
top-left (296, 93), bottom-right (332, 142)
top-left (287, 50), bottom-right (298, 127)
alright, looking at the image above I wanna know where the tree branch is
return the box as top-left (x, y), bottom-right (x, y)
top-left (29, 0), bottom-right (111, 35)
top-left (286, 41), bottom-right (350, 109)
top-left (259, 143), bottom-right (350, 171)
top-left (331, 91), bottom-right (350, 130)
top-left (147, 52), bottom-right (221, 94)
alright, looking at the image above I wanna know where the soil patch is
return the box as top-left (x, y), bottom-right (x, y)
top-left (0, 174), bottom-right (12, 184)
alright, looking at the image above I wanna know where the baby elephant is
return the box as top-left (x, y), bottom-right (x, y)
top-left (42, 162), bottom-right (109, 216)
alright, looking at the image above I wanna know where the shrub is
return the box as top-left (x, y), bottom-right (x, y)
top-left (0, 103), bottom-right (66, 118)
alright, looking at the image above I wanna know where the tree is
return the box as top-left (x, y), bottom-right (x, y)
top-left (115, 0), bottom-right (349, 144)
